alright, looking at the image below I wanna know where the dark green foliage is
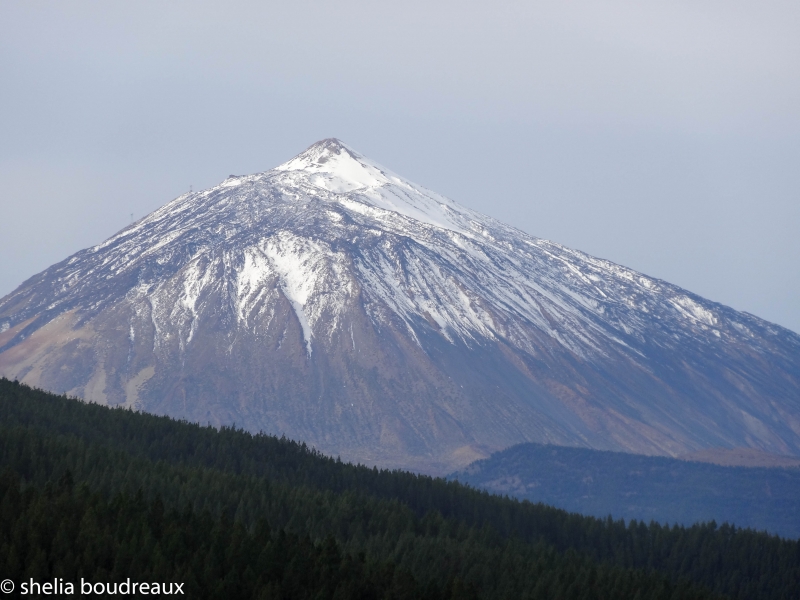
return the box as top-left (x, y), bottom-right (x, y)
top-left (0, 465), bottom-right (716, 600)
top-left (0, 467), bottom-right (436, 599)
top-left (1, 378), bottom-right (797, 599)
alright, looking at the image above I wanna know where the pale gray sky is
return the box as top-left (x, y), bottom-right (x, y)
top-left (2, 1), bottom-right (799, 332)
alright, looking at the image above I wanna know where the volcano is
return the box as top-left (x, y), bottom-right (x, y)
top-left (1, 139), bottom-right (798, 473)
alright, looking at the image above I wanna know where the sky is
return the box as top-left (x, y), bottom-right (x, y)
top-left (1, 1), bottom-right (798, 333)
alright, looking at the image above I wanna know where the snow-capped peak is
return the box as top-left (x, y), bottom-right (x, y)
top-left (1, 137), bottom-right (799, 472)
top-left (273, 139), bottom-right (476, 235)
top-left (275, 138), bottom-right (392, 193)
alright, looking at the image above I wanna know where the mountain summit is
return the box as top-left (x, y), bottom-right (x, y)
top-left (1, 139), bottom-right (799, 472)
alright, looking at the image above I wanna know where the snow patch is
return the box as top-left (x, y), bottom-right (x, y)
top-left (671, 296), bottom-right (718, 326)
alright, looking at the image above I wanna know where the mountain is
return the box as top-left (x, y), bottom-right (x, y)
top-left (1, 138), bottom-right (799, 473)
top-left (450, 443), bottom-right (800, 539)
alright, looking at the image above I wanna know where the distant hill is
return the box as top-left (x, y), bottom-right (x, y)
top-left (450, 443), bottom-right (800, 539)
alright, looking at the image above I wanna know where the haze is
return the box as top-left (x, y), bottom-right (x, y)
top-left (1, 0), bottom-right (798, 332)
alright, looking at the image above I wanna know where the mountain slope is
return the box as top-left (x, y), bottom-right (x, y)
top-left (1, 139), bottom-right (799, 472)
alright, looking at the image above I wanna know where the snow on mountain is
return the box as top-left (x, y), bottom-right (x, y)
top-left (1, 139), bottom-right (799, 473)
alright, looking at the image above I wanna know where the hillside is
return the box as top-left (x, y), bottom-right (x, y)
top-left (1, 139), bottom-right (799, 473)
top-left (451, 443), bottom-right (800, 539)
top-left (2, 378), bottom-right (800, 599)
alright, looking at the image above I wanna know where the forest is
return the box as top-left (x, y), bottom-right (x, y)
top-left (1, 377), bottom-right (799, 599)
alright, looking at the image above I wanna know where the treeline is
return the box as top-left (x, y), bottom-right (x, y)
top-left (1, 379), bottom-right (798, 599)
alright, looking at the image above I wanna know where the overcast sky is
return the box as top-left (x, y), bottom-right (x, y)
top-left (1, 1), bottom-right (798, 332)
